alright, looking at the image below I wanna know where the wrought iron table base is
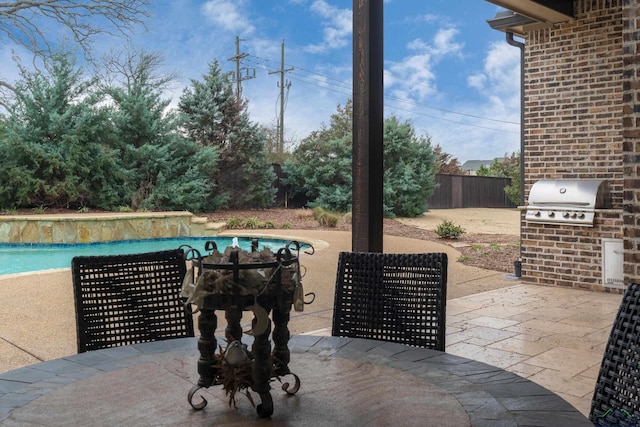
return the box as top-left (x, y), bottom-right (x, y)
top-left (188, 298), bottom-right (300, 418)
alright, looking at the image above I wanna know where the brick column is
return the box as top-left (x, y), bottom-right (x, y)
top-left (622, 0), bottom-right (640, 284)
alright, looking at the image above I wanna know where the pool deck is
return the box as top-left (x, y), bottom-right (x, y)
top-left (0, 228), bottom-right (623, 416)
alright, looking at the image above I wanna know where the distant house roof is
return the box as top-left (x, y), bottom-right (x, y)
top-left (461, 160), bottom-right (496, 172)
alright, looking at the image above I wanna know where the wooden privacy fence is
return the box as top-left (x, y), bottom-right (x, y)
top-left (272, 166), bottom-right (515, 209)
top-left (427, 174), bottom-right (516, 209)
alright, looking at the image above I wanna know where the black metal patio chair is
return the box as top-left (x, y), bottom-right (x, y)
top-left (590, 282), bottom-right (640, 425)
top-left (71, 249), bottom-right (194, 353)
top-left (331, 251), bottom-right (448, 351)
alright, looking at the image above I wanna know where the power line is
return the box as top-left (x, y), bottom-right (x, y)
top-left (246, 45), bottom-right (501, 107)
top-left (283, 72), bottom-right (519, 133)
top-left (242, 54), bottom-right (519, 134)
top-left (385, 104), bottom-right (520, 134)
top-left (247, 54), bottom-right (518, 126)
top-left (248, 54), bottom-right (352, 88)
top-left (384, 93), bottom-right (518, 126)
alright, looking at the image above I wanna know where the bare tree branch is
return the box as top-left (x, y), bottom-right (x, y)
top-left (0, 80), bottom-right (16, 111)
top-left (0, 1), bottom-right (150, 53)
top-left (99, 49), bottom-right (178, 92)
top-left (0, 0), bottom-right (150, 97)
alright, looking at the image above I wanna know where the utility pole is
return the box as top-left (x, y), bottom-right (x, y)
top-left (269, 40), bottom-right (293, 155)
top-left (227, 36), bottom-right (255, 99)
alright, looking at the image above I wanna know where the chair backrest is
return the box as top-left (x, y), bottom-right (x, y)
top-left (71, 249), bottom-right (194, 353)
top-left (590, 282), bottom-right (640, 425)
top-left (331, 252), bottom-right (447, 351)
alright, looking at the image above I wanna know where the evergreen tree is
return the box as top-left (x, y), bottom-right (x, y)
top-left (178, 60), bottom-right (274, 209)
top-left (0, 52), bottom-right (125, 209)
top-left (284, 101), bottom-right (353, 212)
top-left (383, 115), bottom-right (437, 217)
top-left (284, 101), bottom-right (437, 217)
top-left (104, 51), bottom-right (220, 211)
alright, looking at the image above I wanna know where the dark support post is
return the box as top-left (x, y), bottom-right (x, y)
top-left (352, 0), bottom-right (384, 253)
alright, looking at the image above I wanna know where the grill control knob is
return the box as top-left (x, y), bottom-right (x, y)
top-left (577, 212), bottom-right (585, 219)
top-left (534, 211), bottom-right (541, 217)
top-left (563, 212), bottom-right (570, 218)
top-left (548, 212), bottom-right (555, 218)
top-left (571, 212), bottom-right (577, 218)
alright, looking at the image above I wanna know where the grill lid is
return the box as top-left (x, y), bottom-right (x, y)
top-left (528, 179), bottom-right (610, 209)
top-left (525, 179), bottom-right (611, 226)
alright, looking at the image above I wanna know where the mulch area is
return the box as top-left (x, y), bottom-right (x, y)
top-left (206, 209), bottom-right (520, 273)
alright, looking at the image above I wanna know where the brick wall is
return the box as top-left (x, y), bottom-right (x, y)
top-left (622, 0), bottom-right (640, 284)
top-left (521, 0), bottom-right (625, 290)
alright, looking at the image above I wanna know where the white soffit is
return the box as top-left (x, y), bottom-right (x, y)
top-left (485, 0), bottom-right (573, 24)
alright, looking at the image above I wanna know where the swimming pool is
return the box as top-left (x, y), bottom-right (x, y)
top-left (0, 236), bottom-right (290, 276)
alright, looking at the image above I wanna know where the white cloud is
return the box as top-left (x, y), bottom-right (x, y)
top-left (201, 0), bottom-right (255, 35)
top-left (385, 27), bottom-right (463, 102)
top-left (304, 0), bottom-right (352, 53)
top-left (467, 41), bottom-right (521, 111)
top-left (432, 27), bottom-right (463, 56)
top-left (421, 41), bottom-right (521, 162)
top-left (415, 13), bottom-right (439, 23)
top-left (382, 37), bottom-right (521, 163)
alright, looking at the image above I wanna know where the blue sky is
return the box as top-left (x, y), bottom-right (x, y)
top-left (1, 0), bottom-right (521, 163)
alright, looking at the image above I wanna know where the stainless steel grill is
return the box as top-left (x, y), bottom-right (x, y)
top-left (525, 179), bottom-right (611, 226)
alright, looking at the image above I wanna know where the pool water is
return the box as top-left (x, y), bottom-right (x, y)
top-left (0, 237), bottom-right (290, 276)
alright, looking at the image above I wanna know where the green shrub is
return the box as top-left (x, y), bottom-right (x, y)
top-left (311, 206), bottom-right (325, 220)
top-left (243, 217), bottom-right (263, 229)
top-left (296, 209), bottom-right (314, 219)
top-left (281, 222), bottom-right (292, 229)
top-left (435, 220), bottom-right (465, 239)
top-left (225, 217), bottom-right (276, 230)
top-left (33, 206), bottom-right (47, 214)
top-left (117, 206), bottom-right (133, 213)
top-left (225, 217), bottom-right (244, 229)
top-left (312, 206), bottom-right (340, 228)
top-left (319, 212), bottom-right (340, 227)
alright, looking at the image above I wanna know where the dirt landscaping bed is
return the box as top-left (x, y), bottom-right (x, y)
top-left (206, 208), bottom-right (521, 274)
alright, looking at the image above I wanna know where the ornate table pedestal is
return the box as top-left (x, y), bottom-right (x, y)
top-left (187, 249), bottom-right (301, 417)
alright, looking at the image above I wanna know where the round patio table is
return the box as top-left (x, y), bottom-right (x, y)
top-left (0, 336), bottom-right (592, 426)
